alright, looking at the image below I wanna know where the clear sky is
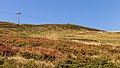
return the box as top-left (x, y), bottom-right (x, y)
top-left (0, 0), bottom-right (120, 31)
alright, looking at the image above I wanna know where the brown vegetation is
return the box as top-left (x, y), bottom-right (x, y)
top-left (0, 22), bottom-right (119, 68)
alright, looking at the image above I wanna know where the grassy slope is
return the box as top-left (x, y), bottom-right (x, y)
top-left (0, 22), bottom-right (120, 68)
top-left (18, 23), bottom-right (120, 45)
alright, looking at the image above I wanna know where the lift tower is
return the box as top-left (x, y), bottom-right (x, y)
top-left (16, 12), bottom-right (21, 25)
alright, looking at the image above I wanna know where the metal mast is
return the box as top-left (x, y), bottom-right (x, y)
top-left (16, 12), bottom-right (21, 25)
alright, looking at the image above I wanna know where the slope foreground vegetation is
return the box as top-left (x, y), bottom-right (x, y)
top-left (0, 21), bottom-right (120, 68)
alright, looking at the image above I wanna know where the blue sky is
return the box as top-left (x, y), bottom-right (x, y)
top-left (0, 0), bottom-right (120, 31)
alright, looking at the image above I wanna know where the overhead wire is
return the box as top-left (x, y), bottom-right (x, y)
top-left (0, 11), bottom-right (15, 14)
top-left (0, 11), bottom-right (64, 23)
top-left (22, 14), bottom-right (63, 23)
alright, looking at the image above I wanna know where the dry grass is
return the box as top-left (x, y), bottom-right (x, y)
top-left (0, 22), bottom-right (120, 67)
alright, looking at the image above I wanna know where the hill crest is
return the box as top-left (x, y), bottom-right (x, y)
top-left (0, 21), bottom-right (104, 31)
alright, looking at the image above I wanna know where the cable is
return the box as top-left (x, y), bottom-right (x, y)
top-left (0, 11), bottom-right (65, 23)
top-left (0, 11), bottom-right (15, 14)
top-left (22, 14), bottom-right (63, 23)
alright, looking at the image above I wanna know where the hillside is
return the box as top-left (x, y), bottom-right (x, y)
top-left (0, 21), bottom-right (120, 68)
top-left (33, 24), bottom-right (103, 31)
top-left (0, 21), bottom-right (103, 31)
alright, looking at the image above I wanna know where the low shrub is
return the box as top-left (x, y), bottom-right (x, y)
top-left (20, 52), bottom-right (43, 60)
top-left (16, 42), bottom-right (42, 47)
top-left (56, 59), bottom-right (118, 68)
top-left (0, 57), bottom-right (4, 65)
